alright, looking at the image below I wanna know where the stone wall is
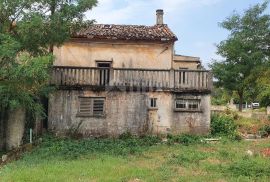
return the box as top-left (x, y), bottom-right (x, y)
top-left (48, 90), bottom-right (210, 137)
top-left (6, 108), bottom-right (26, 150)
top-left (0, 108), bottom-right (26, 151)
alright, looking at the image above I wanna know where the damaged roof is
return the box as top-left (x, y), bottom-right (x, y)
top-left (72, 24), bottom-right (178, 42)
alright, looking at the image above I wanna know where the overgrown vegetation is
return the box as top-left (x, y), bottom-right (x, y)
top-left (22, 134), bottom-right (162, 160)
top-left (210, 113), bottom-right (239, 139)
top-left (211, 86), bottom-right (231, 105)
top-left (211, 108), bottom-right (270, 138)
top-left (167, 134), bottom-right (202, 145)
top-left (0, 0), bottom-right (98, 150)
top-left (1, 135), bottom-right (270, 182)
top-left (0, 0), bottom-right (97, 113)
top-left (259, 125), bottom-right (270, 137)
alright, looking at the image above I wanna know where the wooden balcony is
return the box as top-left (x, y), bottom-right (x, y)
top-left (51, 66), bottom-right (212, 92)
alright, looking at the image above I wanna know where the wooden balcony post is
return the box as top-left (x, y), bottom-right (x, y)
top-left (50, 66), bottom-right (212, 92)
top-left (109, 67), bottom-right (114, 86)
top-left (169, 69), bottom-right (175, 89)
top-left (208, 71), bottom-right (213, 91)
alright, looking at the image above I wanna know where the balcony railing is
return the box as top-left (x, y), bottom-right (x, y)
top-left (51, 66), bottom-right (212, 92)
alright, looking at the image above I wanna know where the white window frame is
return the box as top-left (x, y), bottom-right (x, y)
top-left (149, 98), bottom-right (157, 109)
top-left (175, 99), bottom-right (201, 112)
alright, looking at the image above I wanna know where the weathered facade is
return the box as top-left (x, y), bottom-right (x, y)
top-left (0, 108), bottom-right (26, 151)
top-left (48, 10), bottom-right (212, 137)
top-left (49, 91), bottom-right (210, 136)
top-left (173, 55), bottom-right (202, 70)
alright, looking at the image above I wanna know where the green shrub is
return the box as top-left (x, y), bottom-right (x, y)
top-left (21, 134), bottom-right (162, 162)
top-left (119, 132), bottom-right (133, 140)
top-left (211, 113), bottom-right (238, 139)
top-left (224, 108), bottom-right (239, 120)
top-left (259, 125), bottom-right (270, 137)
top-left (226, 157), bottom-right (270, 178)
top-left (235, 117), bottom-right (261, 134)
top-left (167, 134), bottom-right (202, 146)
top-left (169, 150), bottom-right (209, 166)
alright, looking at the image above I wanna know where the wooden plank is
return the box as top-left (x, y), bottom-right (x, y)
top-left (50, 67), bottom-right (212, 91)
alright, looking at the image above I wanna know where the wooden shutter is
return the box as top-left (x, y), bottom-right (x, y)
top-left (79, 97), bottom-right (92, 115)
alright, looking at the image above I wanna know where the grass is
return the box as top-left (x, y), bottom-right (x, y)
top-left (1, 135), bottom-right (270, 182)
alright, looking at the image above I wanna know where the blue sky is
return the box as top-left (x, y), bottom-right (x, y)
top-left (86, 0), bottom-right (269, 67)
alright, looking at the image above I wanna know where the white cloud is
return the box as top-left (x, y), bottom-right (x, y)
top-left (86, 0), bottom-right (222, 24)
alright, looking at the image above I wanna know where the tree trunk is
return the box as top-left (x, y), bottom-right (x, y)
top-left (49, 44), bottom-right (54, 53)
top-left (6, 107), bottom-right (26, 150)
top-left (238, 91), bottom-right (243, 112)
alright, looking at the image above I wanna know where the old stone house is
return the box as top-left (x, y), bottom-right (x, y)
top-left (48, 10), bottom-right (212, 137)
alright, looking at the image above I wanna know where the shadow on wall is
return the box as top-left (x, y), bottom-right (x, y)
top-left (0, 109), bottom-right (7, 151)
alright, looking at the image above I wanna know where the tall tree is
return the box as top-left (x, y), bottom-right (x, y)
top-left (210, 1), bottom-right (270, 111)
top-left (0, 0), bottom-right (97, 54)
top-left (0, 0), bottom-right (97, 149)
top-left (253, 63), bottom-right (270, 106)
top-left (0, 0), bottom-right (97, 113)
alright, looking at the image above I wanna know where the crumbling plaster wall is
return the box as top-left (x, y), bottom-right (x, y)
top-left (53, 41), bottom-right (174, 69)
top-left (173, 61), bottom-right (199, 70)
top-left (5, 108), bottom-right (26, 150)
top-left (48, 90), bottom-right (210, 137)
top-left (48, 90), bottom-right (149, 137)
top-left (0, 108), bottom-right (26, 151)
top-left (171, 94), bottom-right (211, 135)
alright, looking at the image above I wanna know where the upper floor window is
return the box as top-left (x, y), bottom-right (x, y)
top-left (96, 61), bottom-right (111, 86)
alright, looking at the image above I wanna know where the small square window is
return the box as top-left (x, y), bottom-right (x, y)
top-left (175, 99), bottom-right (186, 109)
top-left (149, 98), bottom-right (157, 108)
top-left (188, 100), bottom-right (199, 110)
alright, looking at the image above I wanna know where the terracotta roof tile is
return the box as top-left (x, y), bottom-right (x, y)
top-left (73, 24), bottom-right (178, 42)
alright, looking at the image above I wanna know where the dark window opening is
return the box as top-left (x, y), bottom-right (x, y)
top-left (97, 63), bottom-right (111, 68)
top-left (188, 102), bottom-right (199, 110)
top-left (97, 62), bottom-right (111, 86)
top-left (93, 99), bottom-right (105, 116)
top-left (150, 98), bottom-right (157, 108)
top-left (175, 100), bottom-right (186, 109)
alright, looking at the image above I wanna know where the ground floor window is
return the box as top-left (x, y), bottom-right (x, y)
top-left (149, 98), bottom-right (157, 108)
top-left (78, 97), bottom-right (105, 116)
top-left (175, 99), bottom-right (200, 111)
